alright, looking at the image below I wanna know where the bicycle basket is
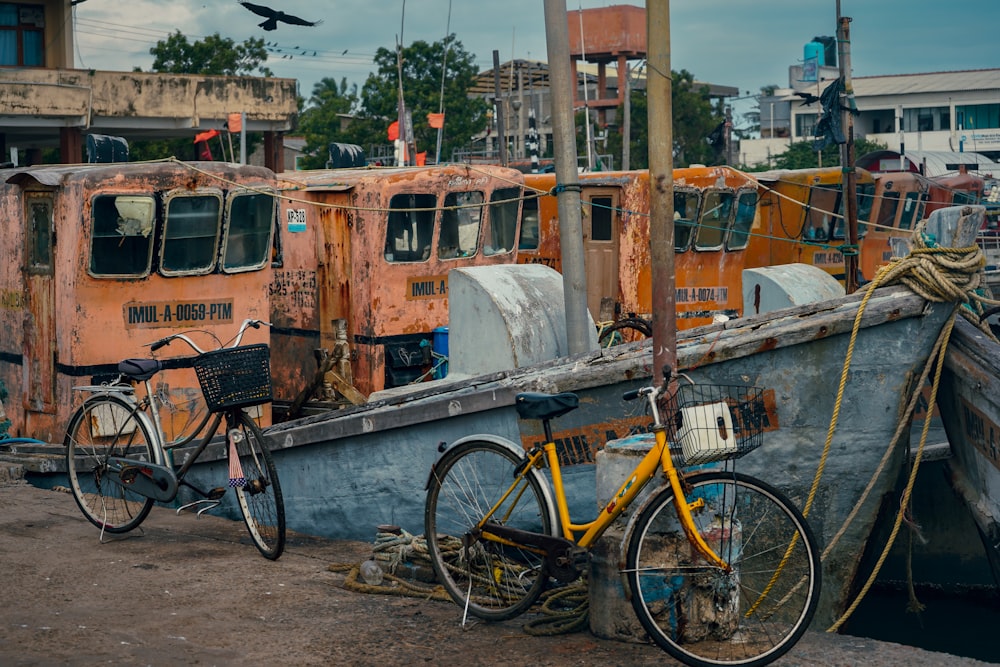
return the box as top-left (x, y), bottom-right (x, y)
top-left (193, 344), bottom-right (272, 412)
top-left (662, 383), bottom-right (766, 466)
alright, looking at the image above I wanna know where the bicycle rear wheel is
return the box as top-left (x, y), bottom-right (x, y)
top-left (64, 394), bottom-right (156, 533)
top-left (424, 439), bottom-right (553, 621)
top-left (227, 411), bottom-right (285, 560)
top-left (626, 471), bottom-right (820, 667)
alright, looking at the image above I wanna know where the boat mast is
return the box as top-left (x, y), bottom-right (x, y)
top-left (837, 1), bottom-right (859, 293)
top-left (647, 0), bottom-right (677, 378)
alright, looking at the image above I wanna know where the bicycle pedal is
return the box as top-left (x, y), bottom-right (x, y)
top-left (207, 487), bottom-right (227, 500)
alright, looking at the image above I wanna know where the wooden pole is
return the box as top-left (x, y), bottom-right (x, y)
top-left (647, 0), bottom-right (677, 380)
top-left (543, 0), bottom-right (590, 354)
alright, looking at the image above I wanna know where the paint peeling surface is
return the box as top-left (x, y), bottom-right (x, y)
top-left (0, 162), bottom-right (274, 442)
top-left (522, 167), bottom-right (757, 328)
top-left (271, 165), bottom-right (525, 411)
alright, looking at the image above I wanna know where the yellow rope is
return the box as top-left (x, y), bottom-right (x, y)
top-left (797, 217), bottom-right (984, 632)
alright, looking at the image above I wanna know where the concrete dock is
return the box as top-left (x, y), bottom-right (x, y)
top-left (0, 469), bottom-right (995, 666)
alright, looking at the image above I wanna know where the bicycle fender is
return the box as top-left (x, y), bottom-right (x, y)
top-left (424, 433), bottom-right (559, 535)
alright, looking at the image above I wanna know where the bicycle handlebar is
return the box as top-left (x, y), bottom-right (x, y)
top-left (621, 365), bottom-right (674, 428)
top-left (147, 319), bottom-right (272, 355)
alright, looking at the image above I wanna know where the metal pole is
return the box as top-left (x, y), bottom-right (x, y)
top-left (837, 7), bottom-right (859, 293)
top-left (543, 0), bottom-right (590, 354)
top-left (647, 0), bottom-right (676, 380)
top-left (622, 62), bottom-right (631, 171)
top-left (493, 50), bottom-right (508, 168)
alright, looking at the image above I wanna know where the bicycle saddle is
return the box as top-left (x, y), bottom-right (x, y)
top-left (514, 392), bottom-right (579, 421)
top-left (118, 358), bottom-right (162, 381)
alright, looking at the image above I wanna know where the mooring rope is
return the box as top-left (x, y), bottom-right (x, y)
top-left (797, 217), bottom-right (985, 632)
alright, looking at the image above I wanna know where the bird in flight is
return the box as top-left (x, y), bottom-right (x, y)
top-left (238, 1), bottom-right (323, 30)
top-left (794, 91), bottom-right (821, 107)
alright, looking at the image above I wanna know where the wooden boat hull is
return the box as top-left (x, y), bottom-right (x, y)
top-left (936, 316), bottom-right (1000, 584)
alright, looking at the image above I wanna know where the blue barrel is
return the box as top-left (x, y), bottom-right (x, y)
top-left (804, 41), bottom-right (824, 66)
top-left (432, 326), bottom-right (449, 379)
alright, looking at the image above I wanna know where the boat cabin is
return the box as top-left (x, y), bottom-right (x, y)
top-left (747, 167), bottom-right (878, 284)
top-left (519, 167), bottom-right (760, 329)
top-left (0, 162), bottom-right (276, 443)
top-left (270, 165), bottom-right (524, 417)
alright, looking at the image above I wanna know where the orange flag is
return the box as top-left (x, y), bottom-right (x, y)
top-left (387, 121), bottom-right (399, 141)
top-left (427, 113), bottom-right (445, 129)
top-left (416, 151), bottom-right (427, 166)
top-left (193, 129), bottom-right (220, 144)
top-left (227, 112), bottom-right (243, 133)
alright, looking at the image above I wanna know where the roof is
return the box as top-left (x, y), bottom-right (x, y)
top-left (856, 150), bottom-right (999, 177)
top-left (851, 69), bottom-right (1000, 97)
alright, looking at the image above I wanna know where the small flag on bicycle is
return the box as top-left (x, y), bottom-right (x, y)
top-left (228, 437), bottom-right (246, 488)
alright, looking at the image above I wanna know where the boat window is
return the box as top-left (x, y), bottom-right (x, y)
top-left (25, 194), bottom-right (53, 275)
top-left (385, 193), bottom-right (435, 262)
top-left (832, 184), bottom-right (875, 239)
top-left (589, 196), bottom-right (614, 242)
top-left (161, 193), bottom-right (222, 275)
top-left (485, 187), bottom-right (520, 256)
top-left (223, 192), bottom-right (274, 273)
top-left (439, 191), bottom-right (483, 259)
top-left (876, 191), bottom-right (900, 229)
top-left (804, 185), bottom-right (840, 241)
top-left (727, 190), bottom-right (757, 250)
top-left (518, 195), bottom-right (539, 250)
top-left (953, 189), bottom-right (979, 206)
top-left (674, 189), bottom-right (699, 251)
top-left (898, 191), bottom-right (924, 231)
top-left (855, 183), bottom-right (875, 236)
top-left (695, 190), bottom-right (733, 250)
top-left (89, 194), bottom-right (155, 278)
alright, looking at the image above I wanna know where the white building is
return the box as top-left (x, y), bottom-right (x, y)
top-left (742, 63), bottom-right (1000, 169)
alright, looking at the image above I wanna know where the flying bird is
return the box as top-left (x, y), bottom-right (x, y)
top-left (238, 1), bottom-right (323, 31)
top-left (794, 91), bottom-right (821, 107)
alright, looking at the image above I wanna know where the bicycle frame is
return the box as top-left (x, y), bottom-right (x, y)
top-left (478, 390), bottom-right (731, 572)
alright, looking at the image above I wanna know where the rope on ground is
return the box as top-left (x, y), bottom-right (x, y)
top-left (522, 578), bottom-right (590, 636)
top-left (328, 528), bottom-right (591, 635)
top-left (808, 217), bottom-right (983, 633)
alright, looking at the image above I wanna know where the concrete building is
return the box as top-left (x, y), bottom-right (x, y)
top-left (0, 0), bottom-right (297, 169)
top-left (741, 43), bottom-right (1000, 169)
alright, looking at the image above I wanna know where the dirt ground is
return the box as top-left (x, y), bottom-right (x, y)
top-left (0, 479), bottom-right (994, 667)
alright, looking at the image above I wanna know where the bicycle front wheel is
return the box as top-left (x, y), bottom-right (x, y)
top-left (626, 472), bottom-right (820, 667)
top-left (64, 394), bottom-right (156, 533)
top-left (424, 439), bottom-right (553, 621)
top-left (227, 411), bottom-right (285, 560)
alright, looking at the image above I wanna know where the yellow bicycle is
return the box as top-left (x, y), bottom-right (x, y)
top-left (424, 368), bottom-right (820, 667)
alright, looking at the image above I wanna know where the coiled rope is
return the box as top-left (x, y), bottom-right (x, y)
top-left (794, 217), bottom-right (987, 632)
top-left (329, 528), bottom-right (591, 634)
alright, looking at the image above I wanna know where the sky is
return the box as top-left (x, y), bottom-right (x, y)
top-left (72, 0), bottom-right (1000, 124)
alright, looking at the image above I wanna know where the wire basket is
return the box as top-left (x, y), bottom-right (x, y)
top-left (193, 344), bottom-right (272, 412)
top-left (661, 383), bottom-right (766, 466)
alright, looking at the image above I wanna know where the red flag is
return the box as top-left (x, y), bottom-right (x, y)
top-left (427, 113), bottom-right (445, 129)
top-left (193, 129), bottom-right (220, 144)
top-left (387, 121), bottom-right (399, 141)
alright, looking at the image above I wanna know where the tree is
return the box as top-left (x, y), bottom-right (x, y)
top-left (767, 137), bottom-right (887, 171)
top-left (344, 35), bottom-right (487, 163)
top-left (296, 78), bottom-right (359, 170)
top-left (149, 31), bottom-right (270, 76)
top-left (603, 69), bottom-right (724, 169)
top-left (128, 32), bottom-right (272, 161)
